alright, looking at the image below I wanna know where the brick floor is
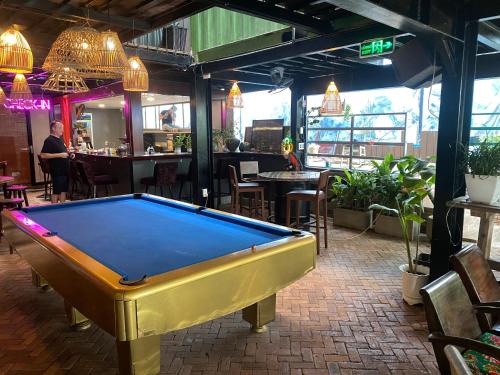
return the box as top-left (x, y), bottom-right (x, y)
top-left (0, 191), bottom-right (439, 374)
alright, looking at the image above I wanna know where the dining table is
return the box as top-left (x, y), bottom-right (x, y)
top-left (257, 171), bottom-right (320, 225)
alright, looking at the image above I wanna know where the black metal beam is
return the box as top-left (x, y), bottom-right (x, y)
top-left (0, 0), bottom-right (151, 30)
top-left (478, 21), bottom-right (500, 51)
top-left (195, 0), bottom-right (333, 34)
top-left (123, 47), bottom-right (193, 67)
top-left (430, 20), bottom-right (478, 281)
top-left (210, 71), bottom-right (274, 86)
top-left (190, 72), bottom-right (214, 207)
top-left (198, 24), bottom-right (402, 74)
top-left (313, 0), bottom-right (462, 41)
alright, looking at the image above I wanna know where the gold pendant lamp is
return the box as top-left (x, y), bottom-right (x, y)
top-left (0, 28), bottom-right (33, 73)
top-left (42, 68), bottom-right (89, 93)
top-left (10, 74), bottom-right (32, 99)
top-left (320, 81), bottom-right (344, 116)
top-left (95, 31), bottom-right (128, 74)
top-left (227, 82), bottom-right (243, 109)
top-left (43, 25), bottom-right (100, 73)
top-left (0, 86), bottom-right (6, 105)
top-left (123, 56), bottom-right (148, 92)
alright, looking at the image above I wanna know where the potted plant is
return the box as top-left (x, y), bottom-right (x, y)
top-left (185, 135), bottom-right (192, 153)
top-left (461, 138), bottom-right (500, 205)
top-left (224, 125), bottom-right (241, 152)
top-left (369, 155), bottom-right (435, 305)
top-left (330, 169), bottom-right (375, 230)
top-left (173, 135), bottom-right (185, 154)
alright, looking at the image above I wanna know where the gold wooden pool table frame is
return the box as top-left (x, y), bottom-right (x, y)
top-left (2, 195), bottom-right (316, 375)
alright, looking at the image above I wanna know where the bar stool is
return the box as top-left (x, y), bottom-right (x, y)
top-left (177, 161), bottom-right (193, 201)
top-left (37, 155), bottom-right (52, 200)
top-left (0, 197), bottom-right (24, 254)
top-left (141, 162), bottom-right (178, 198)
top-left (6, 185), bottom-right (29, 207)
top-left (78, 161), bottom-right (118, 198)
top-left (229, 165), bottom-right (265, 220)
top-left (0, 161), bottom-right (8, 197)
top-left (285, 170), bottom-right (331, 254)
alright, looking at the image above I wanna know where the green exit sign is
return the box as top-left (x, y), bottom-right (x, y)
top-left (359, 37), bottom-right (395, 58)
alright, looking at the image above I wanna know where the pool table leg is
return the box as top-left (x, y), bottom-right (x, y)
top-left (31, 269), bottom-right (50, 290)
top-left (242, 294), bottom-right (276, 333)
top-left (116, 335), bottom-right (161, 375)
top-left (64, 300), bottom-right (91, 330)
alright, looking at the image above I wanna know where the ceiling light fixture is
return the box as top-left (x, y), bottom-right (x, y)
top-left (42, 69), bottom-right (89, 93)
top-left (0, 28), bottom-right (33, 73)
top-left (123, 56), bottom-right (148, 92)
top-left (320, 80), bottom-right (344, 116)
top-left (226, 82), bottom-right (243, 109)
top-left (10, 73), bottom-right (32, 100)
top-left (95, 31), bottom-right (128, 74)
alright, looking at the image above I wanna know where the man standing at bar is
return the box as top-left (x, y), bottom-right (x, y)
top-left (41, 121), bottom-right (71, 203)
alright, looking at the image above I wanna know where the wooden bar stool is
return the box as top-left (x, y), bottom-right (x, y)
top-left (38, 154), bottom-right (52, 200)
top-left (229, 165), bottom-right (265, 220)
top-left (77, 161), bottom-right (118, 198)
top-left (6, 185), bottom-right (29, 207)
top-left (285, 170), bottom-right (331, 254)
top-left (0, 197), bottom-right (24, 254)
top-left (141, 162), bottom-right (178, 198)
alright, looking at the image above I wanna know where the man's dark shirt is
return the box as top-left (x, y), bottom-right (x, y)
top-left (41, 135), bottom-right (69, 176)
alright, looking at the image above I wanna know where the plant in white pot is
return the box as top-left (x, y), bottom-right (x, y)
top-left (330, 169), bottom-right (375, 230)
top-left (461, 139), bottom-right (500, 205)
top-left (184, 135), bottom-right (192, 153)
top-left (173, 135), bottom-right (185, 154)
top-left (369, 155), bottom-right (435, 305)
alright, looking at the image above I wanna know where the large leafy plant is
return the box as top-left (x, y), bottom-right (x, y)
top-left (330, 169), bottom-right (376, 210)
top-left (461, 139), bottom-right (500, 177)
top-left (369, 155), bottom-right (435, 274)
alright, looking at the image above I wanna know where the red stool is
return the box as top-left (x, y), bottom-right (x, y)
top-left (6, 185), bottom-right (29, 207)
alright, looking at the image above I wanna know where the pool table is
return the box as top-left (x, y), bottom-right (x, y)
top-left (2, 194), bottom-right (316, 375)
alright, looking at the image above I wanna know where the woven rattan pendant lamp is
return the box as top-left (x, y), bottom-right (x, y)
top-left (123, 56), bottom-right (148, 92)
top-left (320, 81), bottom-right (344, 116)
top-left (43, 26), bottom-right (100, 73)
top-left (0, 28), bottom-right (33, 73)
top-left (42, 69), bottom-right (89, 93)
top-left (227, 82), bottom-right (243, 109)
top-left (95, 31), bottom-right (128, 74)
top-left (10, 74), bottom-right (32, 99)
top-left (0, 86), bottom-right (6, 105)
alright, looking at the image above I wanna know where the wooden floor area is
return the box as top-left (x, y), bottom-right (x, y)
top-left (0, 192), bottom-right (440, 375)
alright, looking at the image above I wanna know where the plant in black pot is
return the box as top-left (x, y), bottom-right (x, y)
top-left (461, 138), bottom-right (500, 205)
top-left (330, 169), bottom-right (376, 230)
top-left (224, 126), bottom-right (241, 152)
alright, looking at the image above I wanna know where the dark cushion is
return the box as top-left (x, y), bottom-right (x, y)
top-left (94, 175), bottom-right (117, 185)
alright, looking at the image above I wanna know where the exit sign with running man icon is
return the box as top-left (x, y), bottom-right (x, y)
top-left (359, 37), bottom-right (395, 58)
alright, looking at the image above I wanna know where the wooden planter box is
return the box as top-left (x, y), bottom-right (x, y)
top-left (332, 207), bottom-right (373, 231)
top-left (373, 214), bottom-right (419, 240)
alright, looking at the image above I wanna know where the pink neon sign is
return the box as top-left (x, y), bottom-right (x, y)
top-left (4, 98), bottom-right (51, 111)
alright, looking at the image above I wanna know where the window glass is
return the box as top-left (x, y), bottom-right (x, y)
top-left (143, 106), bottom-right (157, 129)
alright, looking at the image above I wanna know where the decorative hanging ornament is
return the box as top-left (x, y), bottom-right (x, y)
top-left (94, 31), bottom-right (128, 73)
top-left (10, 74), bottom-right (32, 100)
top-left (320, 81), bottom-right (344, 116)
top-left (123, 56), bottom-right (149, 92)
top-left (0, 86), bottom-right (6, 105)
top-left (227, 82), bottom-right (243, 109)
top-left (43, 25), bottom-right (100, 73)
top-left (0, 28), bottom-right (33, 73)
top-left (42, 68), bottom-right (89, 93)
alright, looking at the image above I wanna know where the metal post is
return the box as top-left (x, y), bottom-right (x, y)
top-left (430, 20), bottom-right (478, 281)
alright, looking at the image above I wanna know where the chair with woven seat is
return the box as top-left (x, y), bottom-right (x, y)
top-left (451, 245), bottom-right (500, 332)
top-left (141, 162), bottom-right (178, 198)
top-left (0, 197), bottom-right (24, 254)
top-left (77, 161), bottom-right (118, 198)
top-left (229, 165), bottom-right (265, 220)
top-left (421, 271), bottom-right (500, 374)
top-left (285, 170), bottom-right (330, 254)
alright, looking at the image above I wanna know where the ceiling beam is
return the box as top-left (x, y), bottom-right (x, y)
top-left (211, 70), bottom-right (274, 86)
top-left (312, 0), bottom-right (463, 41)
top-left (478, 21), bottom-right (500, 52)
top-left (123, 47), bottom-right (193, 67)
top-left (0, 0), bottom-right (151, 31)
top-left (194, 0), bottom-right (333, 34)
top-left (198, 23), bottom-right (403, 73)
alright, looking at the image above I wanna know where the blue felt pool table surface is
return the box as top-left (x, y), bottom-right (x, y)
top-left (21, 195), bottom-right (294, 281)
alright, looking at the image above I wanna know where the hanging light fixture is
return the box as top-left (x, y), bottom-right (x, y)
top-left (227, 82), bottom-right (243, 109)
top-left (0, 28), bottom-right (33, 73)
top-left (0, 86), bottom-right (6, 105)
top-left (43, 25), bottom-right (100, 73)
top-left (42, 68), bottom-right (89, 93)
top-left (94, 31), bottom-right (128, 74)
top-left (123, 56), bottom-right (148, 92)
top-left (320, 80), bottom-right (344, 116)
top-left (10, 73), bottom-right (32, 99)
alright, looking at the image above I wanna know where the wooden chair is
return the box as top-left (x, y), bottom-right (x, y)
top-left (451, 244), bottom-right (500, 332)
top-left (140, 162), bottom-right (178, 198)
top-left (177, 160), bottom-right (193, 201)
top-left (0, 197), bottom-right (24, 254)
top-left (216, 157), bottom-right (239, 209)
top-left (77, 161), bottom-right (118, 198)
top-left (0, 161), bottom-right (8, 197)
top-left (37, 154), bottom-right (52, 200)
top-left (420, 271), bottom-right (500, 374)
top-left (228, 165), bottom-right (265, 220)
top-left (286, 170), bottom-right (330, 254)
